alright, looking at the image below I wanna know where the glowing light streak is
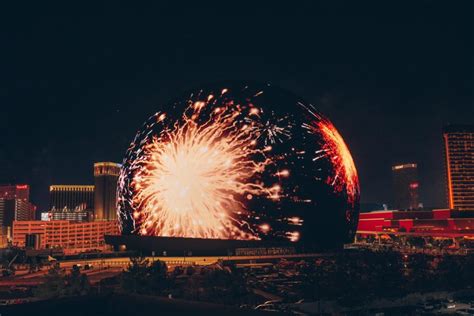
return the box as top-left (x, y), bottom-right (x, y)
top-left (245, 115), bottom-right (293, 145)
top-left (259, 223), bottom-right (270, 233)
top-left (288, 216), bottom-right (303, 225)
top-left (287, 231), bottom-right (300, 242)
top-left (302, 108), bottom-right (359, 205)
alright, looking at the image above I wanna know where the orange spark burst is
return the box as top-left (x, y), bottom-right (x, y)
top-left (287, 231), bottom-right (300, 242)
top-left (249, 108), bottom-right (260, 116)
top-left (259, 223), bottom-right (270, 233)
top-left (288, 216), bottom-right (303, 225)
top-left (306, 116), bottom-right (359, 205)
top-left (130, 104), bottom-right (275, 239)
top-left (276, 169), bottom-right (290, 177)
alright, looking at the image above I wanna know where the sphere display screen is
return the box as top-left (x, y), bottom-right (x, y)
top-left (118, 83), bottom-right (360, 247)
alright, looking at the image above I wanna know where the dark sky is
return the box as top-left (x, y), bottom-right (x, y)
top-left (1, 2), bottom-right (473, 211)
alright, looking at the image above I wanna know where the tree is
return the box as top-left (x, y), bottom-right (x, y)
top-left (147, 260), bottom-right (168, 293)
top-left (34, 263), bottom-right (92, 299)
top-left (120, 256), bottom-right (169, 295)
top-left (121, 256), bottom-right (149, 294)
top-left (33, 263), bottom-right (66, 299)
top-left (65, 265), bottom-right (91, 296)
top-left (28, 256), bottom-right (39, 273)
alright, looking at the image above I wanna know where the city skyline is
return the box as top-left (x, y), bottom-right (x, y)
top-left (1, 122), bottom-right (469, 212)
top-left (1, 2), bottom-right (473, 211)
top-left (0, 3), bottom-right (473, 314)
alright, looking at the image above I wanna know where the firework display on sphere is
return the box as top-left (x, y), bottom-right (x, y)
top-left (118, 83), bottom-right (360, 248)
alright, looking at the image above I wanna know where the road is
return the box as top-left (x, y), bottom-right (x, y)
top-left (0, 267), bottom-right (123, 287)
top-left (0, 253), bottom-right (325, 288)
top-left (58, 252), bottom-right (328, 268)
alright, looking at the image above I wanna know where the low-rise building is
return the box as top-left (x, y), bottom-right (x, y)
top-left (12, 220), bottom-right (119, 254)
top-left (357, 209), bottom-right (474, 237)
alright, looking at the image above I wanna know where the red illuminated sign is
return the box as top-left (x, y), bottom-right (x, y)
top-left (409, 182), bottom-right (419, 189)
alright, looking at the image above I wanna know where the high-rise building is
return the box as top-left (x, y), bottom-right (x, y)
top-left (94, 162), bottom-right (121, 220)
top-left (0, 199), bottom-right (5, 227)
top-left (49, 185), bottom-right (95, 212)
top-left (0, 226), bottom-right (10, 248)
top-left (0, 198), bottom-right (36, 226)
top-left (0, 184), bottom-right (36, 226)
top-left (443, 125), bottom-right (474, 210)
top-left (0, 184), bottom-right (30, 200)
top-left (392, 163), bottom-right (419, 210)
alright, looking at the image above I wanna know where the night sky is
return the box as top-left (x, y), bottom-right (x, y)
top-left (1, 2), bottom-right (472, 211)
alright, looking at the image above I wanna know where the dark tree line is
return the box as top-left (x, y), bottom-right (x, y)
top-left (34, 263), bottom-right (91, 299)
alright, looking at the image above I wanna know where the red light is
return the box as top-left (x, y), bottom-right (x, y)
top-left (16, 185), bottom-right (28, 190)
top-left (409, 182), bottom-right (419, 189)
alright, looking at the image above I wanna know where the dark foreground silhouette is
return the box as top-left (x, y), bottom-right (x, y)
top-left (1, 293), bottom-right (282, 316)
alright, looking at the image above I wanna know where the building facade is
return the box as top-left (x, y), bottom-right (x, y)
top-left (443, 125), bottom-right (474, 210)
top-left (49, 185), bottom-right (95, 212)
top-left (0, 184), bottom-right (30, 200)
top-left (0, 198), bottom-right (36, 226)
top-left (0, 184), bottom-right (36, 227)
top-left (94, 162), bottom-right (121, 220)
top-left (49, 210), bottom-right (91, 222)
top-left (5, 199), bottom-right (36, 222)
top-left (12, 220), bottom-right (119, 254)
top-left (0, 199), bottom-right (5, 228)
top-left (0, 226), bottom-right (11, 248)
top-left (392, 163), bottom-right (419, 210)
top-left (357, 209), bottom-right (474, 238)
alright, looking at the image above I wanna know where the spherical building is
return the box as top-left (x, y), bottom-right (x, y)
top-left (117, 83), bottom-right (360, 249)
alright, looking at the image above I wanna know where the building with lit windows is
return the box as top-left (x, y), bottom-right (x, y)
top-left (12, 220), bottom-right (119, 254)
top-left (49, 210), bottom-right (91, 222)
top-left (392, 163), bottom-right (419, 210)
top-left (94, 162), bottom-right (121, 220)
top-left (0, 184), bottom-right (30, 200)
top-left (443, 125), bottom-right (474, 210)
top-left (1, 199), bottom-right (36, 224)
top-left (0, 226), bottom-right (10, 247)
top-left (357, 209), bottom-right (474, 238)
top-left (0, 199), bottom-right (5, 227)
top-left (0, 184), bottom-right (36, 227)
top-left (49, 185), bottom-right (95, 212)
